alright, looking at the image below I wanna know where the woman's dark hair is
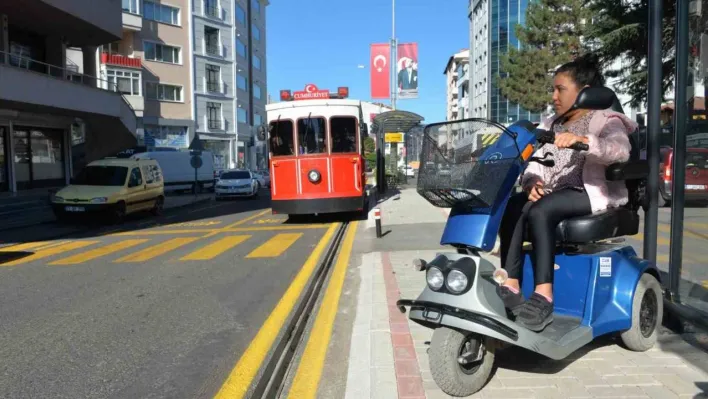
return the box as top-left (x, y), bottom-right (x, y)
top-left (554, 54), bottom-right (605, 87)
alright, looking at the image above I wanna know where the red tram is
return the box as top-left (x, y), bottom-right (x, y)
top-left (258, 87), bottom-right (369, 217)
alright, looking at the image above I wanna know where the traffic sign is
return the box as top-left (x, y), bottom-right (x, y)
top-left (190, 155), bottom-right (203, 169)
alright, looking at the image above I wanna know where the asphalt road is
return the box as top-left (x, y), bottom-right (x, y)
top-left (0, 192), bottom-right (336, 398)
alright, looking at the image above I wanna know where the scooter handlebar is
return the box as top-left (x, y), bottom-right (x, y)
top-left (535, 130), bottom-right (589, 151)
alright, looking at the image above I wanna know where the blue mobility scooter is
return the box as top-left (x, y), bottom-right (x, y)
top-left (396, 87), bottom-right (662, 397)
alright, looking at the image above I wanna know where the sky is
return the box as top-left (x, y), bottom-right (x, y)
top-left (265, 0), bottom-right (470, 124)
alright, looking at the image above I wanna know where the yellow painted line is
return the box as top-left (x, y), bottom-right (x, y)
top-left (50, 239), bottom-right (148, 265)
top-left (180, 236), bottom-right (250, 261)
top-left (246, 233), bottom-right (303, 258)
top-left (204, 209), bottom-right (272, 238)
top-left (288, 221), bottom-right (358, 398)
top-left (111, 229), bottom-right (216, 236)
top-left (630, 233), bottom-right (671, 246)
top-left (213, 222), bottom-right (338, 399)
top-left (0, 241), bottom-right (67, 252)
top-left (1, 241), bottom-right (98, 266)
top-left (656, 224), bottom-right (708, 242)
top-left (114, 237), bottom-right (200, 263)
top-left (109, 225), bottom-right (327, 236)
top-left (226, 225), bottom-right (326, 232)
top-left (702, 280), bottom-right (708, 289)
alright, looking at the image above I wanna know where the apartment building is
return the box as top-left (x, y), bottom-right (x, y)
top-left (0, 0), bottom-right (138, 193)
top-left (106, 0), bottom-right (268, 172)
top-left (468, 0), bottom-right (541, 124)
top-left (443, 49), bottom-right (470, 121)
top-left (192, 0), bottom-right (268, 171)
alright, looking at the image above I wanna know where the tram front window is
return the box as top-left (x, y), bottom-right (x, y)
top-left (330, 117), bottom-right (358, 153)
top-left (297, 117), bottom-right (327, 154)
top-left (269, 120), bottom-right (295, 156)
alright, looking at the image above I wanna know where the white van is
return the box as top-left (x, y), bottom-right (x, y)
top-left (132, 150), bottom-right (215, 193)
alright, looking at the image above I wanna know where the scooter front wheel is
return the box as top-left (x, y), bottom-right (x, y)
top-left (429, 327), bottom-right (495, 397)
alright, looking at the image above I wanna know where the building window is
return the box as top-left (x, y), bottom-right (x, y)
top-left (237, 108), bottom-right (248, 123)
top-left (252, 0), bottom-right (260, 14)
top-left (237, 73), bottom-right (248, 91)
top-left (236, 4), bottom-right (246, 24)
top-left (107, 69), bottom-right (141, 96)
top-left (207, 102), bottom-right (223, 129)
top-left (145, 82), bottom-right (183, 102)
top-left (206, 64), bottom-right (221, 93)
top-left (254, 84), bottom-right (261, 99)
top-left (204, 0), bottom-right (220, 19)
top-left (254, 113), bottom-right (263, 126)
top-left (252, 54), bottom-right (261, 70)
top-left (252, 25), bottom-right (260, 41)
top-left (144, 1), bottom-right (180, 25)
top-left (144, 42), bottom-right (180, 64)
top-left (204, 26), bottom-right (221, 57)
top-left (236, 39), bottom-right (247, 58)
top-left (122, 0), bottom-right (140, 14)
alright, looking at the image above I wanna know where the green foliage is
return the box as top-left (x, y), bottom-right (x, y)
top-left (363, 136), bottom-right (377, 168)
top-left (497, 0), bottom-right (592, 113)
top-left (587, 0), bottom-right (679, 108)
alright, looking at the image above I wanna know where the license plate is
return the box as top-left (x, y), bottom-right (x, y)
top-left (686, 184), bottom-right (707, 190)
top-left (65, 206), bottom-right (85, 212)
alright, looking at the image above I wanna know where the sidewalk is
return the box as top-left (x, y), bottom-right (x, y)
top-left (341, 188), bottom-right (708, 399)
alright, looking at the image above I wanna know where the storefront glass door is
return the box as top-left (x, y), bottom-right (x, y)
top-left (13, 126), bottom-right (65, 190)
top-left (0, 127), bottom-right (8, 192)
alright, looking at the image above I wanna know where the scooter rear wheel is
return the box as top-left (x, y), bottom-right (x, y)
top-left (620, 273), bottom-right (663, 352)
top-left (429, 327), bottom-right (495, 397)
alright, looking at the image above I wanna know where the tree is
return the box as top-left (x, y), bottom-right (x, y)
top-left (363, 136), bottom-right (376, 169)
top-left (496, 0), bottom-right (592, 113)
top-left (587, 0), bottom-right (679, 108)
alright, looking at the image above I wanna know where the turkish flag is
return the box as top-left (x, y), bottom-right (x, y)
top-left (370, 43), bottom-right (390, 99)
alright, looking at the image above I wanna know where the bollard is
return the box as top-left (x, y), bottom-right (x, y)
top-left (374, 207), bottom-right (382, 238)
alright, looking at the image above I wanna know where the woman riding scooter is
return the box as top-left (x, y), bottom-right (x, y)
top-left (497, 55), bottom-right (638, 332)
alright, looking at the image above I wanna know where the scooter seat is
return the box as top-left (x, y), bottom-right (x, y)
top-left (555, 207), bottom-right (640, 244)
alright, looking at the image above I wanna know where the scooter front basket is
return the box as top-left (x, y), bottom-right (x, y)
top-left (417, 119), bottom-right (520, 209)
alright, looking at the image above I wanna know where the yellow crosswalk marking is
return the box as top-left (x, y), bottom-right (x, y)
top-left (50, 239), bottom-right (148, 265)
top-left (246, 233), bottom-right (303, 258)
top-left (1, 241), bottom-right (98, 266)
top-left (0, 241), bottom-right (69, 252)
top-left (114, 237), bottom-right (200, 263)
top-left (180, 236), bottom-right (250, 261)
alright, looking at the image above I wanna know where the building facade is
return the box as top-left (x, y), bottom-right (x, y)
top-left (112, 0), bottom-right (268, 172)
top-left (0, 0), bottom-right (139, 193)
top-left (443, 49), bottom-right (470, 121)
top-left (468, 0), bottom-right (541, 124)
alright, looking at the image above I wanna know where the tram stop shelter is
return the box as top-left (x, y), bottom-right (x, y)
top-left (371, 110), bottom-right (424, 194)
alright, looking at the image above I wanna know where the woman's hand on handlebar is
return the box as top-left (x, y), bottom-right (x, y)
top-left (528, 183), bottom-right (545, 202)
top-left (555, 132), bottom-right (589, 150)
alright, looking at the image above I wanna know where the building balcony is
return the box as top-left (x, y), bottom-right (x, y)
top-left (0, 0), bottom-right (122, 46)
top-left (101, 53), bottom-right (142, 69)
top-left (0, 50), bottom-right (137, 138)
top-left (122, 11), bottom-right (142, 31)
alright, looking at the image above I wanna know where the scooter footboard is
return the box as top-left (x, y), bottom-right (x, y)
top-left (397, 299), bottom-right (594, 360)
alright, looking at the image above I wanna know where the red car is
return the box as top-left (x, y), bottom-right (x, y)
top-left (659, 146), bottom-right (708, 206)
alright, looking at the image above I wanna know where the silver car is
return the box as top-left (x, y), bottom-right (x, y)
top-left (215, 170), bottom-right (259, 199)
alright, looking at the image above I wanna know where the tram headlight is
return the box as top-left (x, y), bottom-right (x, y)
top-left (446, 269), bottom-right (468, 293)
top-left (426, 267), bottom-right (444, 291)
top-left (308, 170), bottom-right (321, 183)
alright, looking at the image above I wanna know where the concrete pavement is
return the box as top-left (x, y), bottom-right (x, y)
top-left (323, 187), bottom-right (708, 399)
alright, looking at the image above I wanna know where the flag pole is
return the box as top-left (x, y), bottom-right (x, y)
top-left (391, 0), bottom-right (397, 111)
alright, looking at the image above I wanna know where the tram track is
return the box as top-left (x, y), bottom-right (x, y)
top-left (248, 220), bottom-right (351, 399)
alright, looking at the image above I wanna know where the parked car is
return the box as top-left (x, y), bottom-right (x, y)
top-left (659, 146), bottom-right (708, 206)
top-left (215, 169), bottom-right (259, 199)
top-left (52, 157), bottom-right (165, 223)
top-left (254, 170), bottom-right (271, 188)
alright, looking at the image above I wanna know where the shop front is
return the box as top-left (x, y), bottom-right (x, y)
top-left (201, 137), bottom-right (231, 172)
top-left (12, 126), bottom-right (66, 190)
top-left (0, 126), bottom-right (8, 192)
